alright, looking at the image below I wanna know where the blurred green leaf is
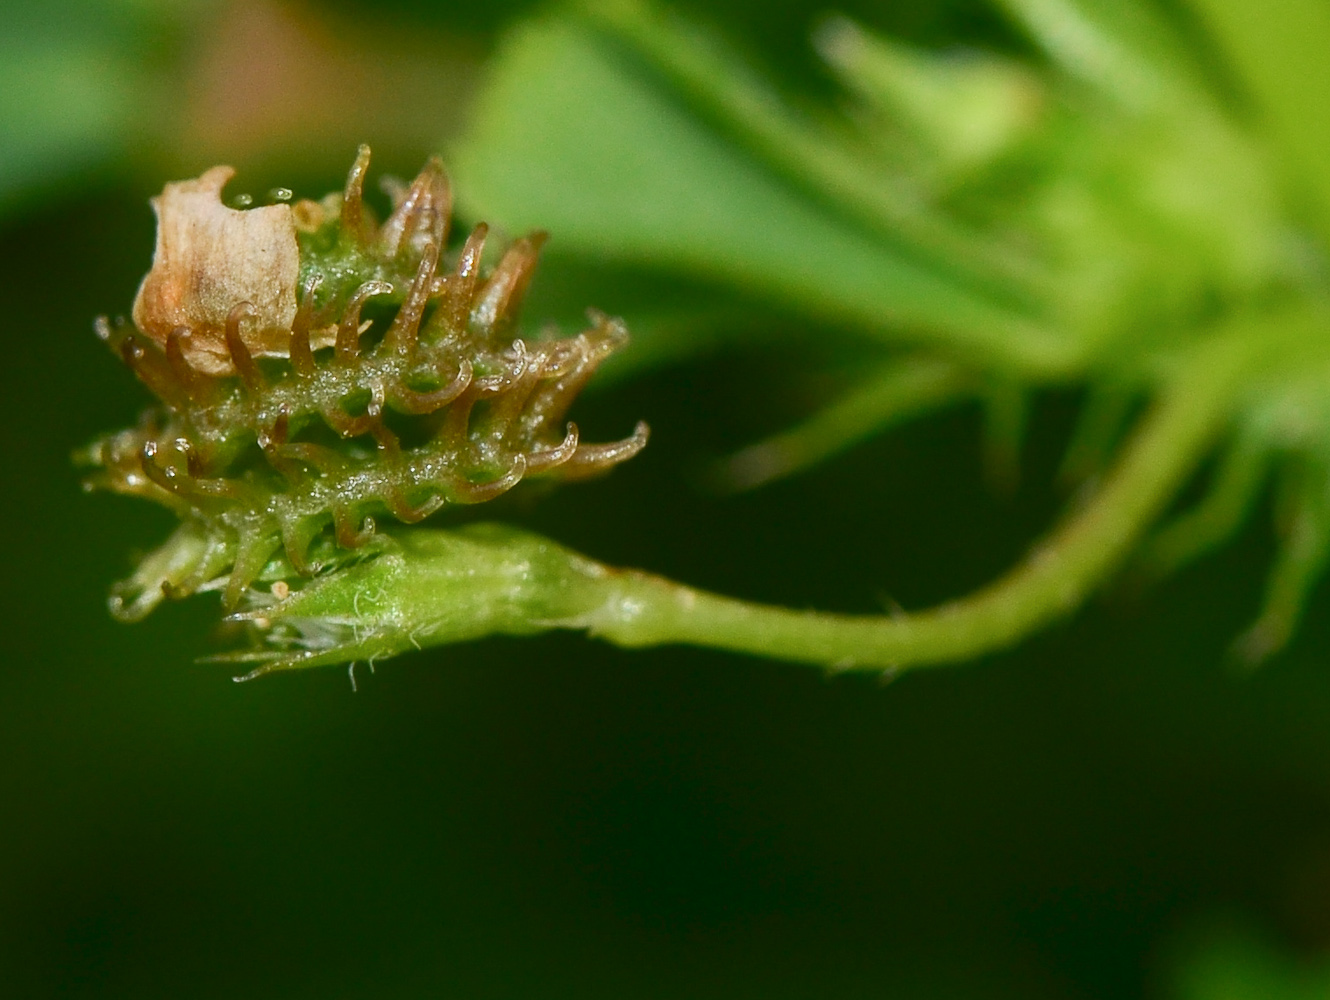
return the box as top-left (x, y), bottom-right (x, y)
top-left (0, 0), bottom-right (208, 215)
top-left (585, 0), bottom-right (1042, 303)
top-left (450, 15), bottom-right (1071, 375)
top-left (995, 0), bottom-right (1213, 108)
top-left (1183, 0), bottom-right (1330, 245)
top-left (1172, 925), bottom-right (1330, 1000)
top-left (0, 45), bottom-right (147, 212)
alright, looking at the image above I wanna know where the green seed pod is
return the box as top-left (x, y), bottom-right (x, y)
top-left (83, 146), bottom-right (648, 622)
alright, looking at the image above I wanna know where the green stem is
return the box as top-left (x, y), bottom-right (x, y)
top-left (593, 334), bottom-right (1248, 668)
top-left (238, 320), bottom-right (1269, 678)
top-left (1133, 429), bottom-right (1267, 582)
top-left (716, 356), bottom-right (972, 492)
top-left (1232, 457), bottom-right (1330, 665)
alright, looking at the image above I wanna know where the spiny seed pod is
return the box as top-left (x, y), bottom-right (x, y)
top-left (84, 146), bottom-right (648, 621)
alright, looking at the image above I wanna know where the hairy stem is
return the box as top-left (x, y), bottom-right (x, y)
top-left (240, 317), bottom-right (1278, 678)
top-left (593, 332), bottom-right (1250, 668)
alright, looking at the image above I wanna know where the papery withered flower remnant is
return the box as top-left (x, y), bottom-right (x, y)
top-left (131, 166), bottom-right (304, 375)
top-left (84, 146), bottom-right (648, 622)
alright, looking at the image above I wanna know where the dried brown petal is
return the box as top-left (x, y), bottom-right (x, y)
top-left (131, 166), bottom-right (302, 375)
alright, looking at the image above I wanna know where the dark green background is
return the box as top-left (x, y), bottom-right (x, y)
top-left (2, 1), bottom-right (1329, 996)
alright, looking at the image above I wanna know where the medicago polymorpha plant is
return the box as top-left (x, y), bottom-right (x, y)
top-left (84, 0), bottom-right (1330, 679)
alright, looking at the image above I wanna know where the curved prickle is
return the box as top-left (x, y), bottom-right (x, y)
top-left (85, 147), bottom-right (649, 614)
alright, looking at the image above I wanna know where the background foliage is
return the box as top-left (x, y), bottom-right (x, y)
top-left (3, 0), bottom-right (1330, 997)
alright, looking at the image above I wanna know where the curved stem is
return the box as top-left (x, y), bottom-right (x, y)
top-left (235, 326), bottom-right (1260, 679)
top-left (593, 337), bottom-right (1248, 668)
top-left (1133, 429), bottom-right (1267, 582)
top-left (715, 356), bottom-right (972, 492)
top-left (1232, 457), bottom-right (1330, 665)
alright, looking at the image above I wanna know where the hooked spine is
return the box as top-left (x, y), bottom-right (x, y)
top-left (84, 145), bottom-right (648, 619)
